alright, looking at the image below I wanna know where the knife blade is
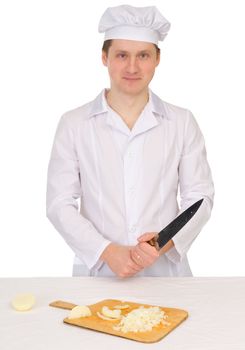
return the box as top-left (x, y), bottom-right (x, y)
top-left (148, 198), bottom-right (204, 250)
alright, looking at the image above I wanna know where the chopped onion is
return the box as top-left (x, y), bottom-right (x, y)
top-left (97, 311), bottom-right (120, 321)
top-left (113, 306), bottom-right (167, 333)
top-left (101, 306), bottom-right (121, 319)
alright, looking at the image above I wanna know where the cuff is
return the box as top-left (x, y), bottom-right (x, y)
top-left (89, 240), bottom-right (112, 270)
top-left (164, 238), bottom-right (182, 264)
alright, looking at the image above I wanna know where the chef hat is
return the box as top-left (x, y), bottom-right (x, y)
top-left (98, 5), bottom-right (171, 45)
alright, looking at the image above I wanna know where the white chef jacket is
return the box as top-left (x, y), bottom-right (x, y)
top-left (46, 89), bottom-right (214, 277)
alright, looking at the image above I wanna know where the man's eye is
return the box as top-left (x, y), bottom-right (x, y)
top-left (139, 53), bottom-right (149, 59)
top-left (117, 53), bottom-right (127, 59)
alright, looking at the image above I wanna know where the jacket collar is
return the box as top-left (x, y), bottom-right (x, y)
top-left (88, 89), bottom-right (168, 119)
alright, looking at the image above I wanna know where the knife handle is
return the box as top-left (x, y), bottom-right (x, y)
top-left (147, 235), bottom-right (160, 251)
top-left (49, 300), bottom-right (77, 310)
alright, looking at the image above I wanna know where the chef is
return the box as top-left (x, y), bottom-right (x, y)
top-left (46, 5), bottom-right (214, 277)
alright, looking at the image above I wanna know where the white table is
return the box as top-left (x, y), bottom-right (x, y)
top-left (1, 277), bottom-right (245, 349)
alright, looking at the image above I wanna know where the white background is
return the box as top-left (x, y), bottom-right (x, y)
top-left (0, 0), bottom-right (244, 277)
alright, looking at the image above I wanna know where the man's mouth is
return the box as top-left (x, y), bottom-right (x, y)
top-left (123, 77), bottom-right (141, 81)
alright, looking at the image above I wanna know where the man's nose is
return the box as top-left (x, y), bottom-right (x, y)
top-left (126, 56), bottom-right (139, 74)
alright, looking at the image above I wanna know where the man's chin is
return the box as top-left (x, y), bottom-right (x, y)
top-left (119, 84), bottom-right (147, 96)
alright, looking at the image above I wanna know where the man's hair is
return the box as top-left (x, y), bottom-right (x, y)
top-left (102, 40), bottom-right (160, 56)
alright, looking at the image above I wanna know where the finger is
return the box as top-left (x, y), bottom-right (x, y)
top-left (117, 263), bottom-right (140, 278)
top-left (123, 263), bottom-right (142, 276)
top-left (133, 245), bottom-right (160, 268)
top-left (137, 232), bottom-right (157, 242)
top-left (130, 249), bottom-right (145, 267)
top-left (134, 242), bottom-right (159, 259)
top-left (128, 250), bottom-right (143, 269)
top-left (138, 242), bottom-right (160, 257)
top-left (125, 247), bottom-right (143, 271)
top-left (131, 247), bottom-right (153, 267)
top-left (129, 261), bottom-right (142, 272)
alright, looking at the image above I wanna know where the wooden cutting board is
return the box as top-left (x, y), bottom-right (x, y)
top-left (50, 299), bottom-right (188, 343)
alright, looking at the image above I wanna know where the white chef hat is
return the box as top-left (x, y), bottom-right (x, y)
top-left (98, 5), bottom-right (171, 45)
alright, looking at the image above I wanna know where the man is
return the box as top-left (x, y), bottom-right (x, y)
top-left (46, 5), bottom-right (214, 277)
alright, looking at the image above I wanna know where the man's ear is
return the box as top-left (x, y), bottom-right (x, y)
top-left (156, 51), bottom-right (161, 67)
top-left (102, 51), bottom-right (108, 66)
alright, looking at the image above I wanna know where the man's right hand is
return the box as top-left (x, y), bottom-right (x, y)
top-left (100, 243), bottom-right (143, 278)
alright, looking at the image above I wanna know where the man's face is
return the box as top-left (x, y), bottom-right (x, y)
top-left (102, 39), bottom-right (160, 96)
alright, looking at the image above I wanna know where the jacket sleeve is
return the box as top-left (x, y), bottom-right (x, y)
top-left (165, 110), bottom-right (214, 263)
top-left (46, 114), bottom-right (111, 270)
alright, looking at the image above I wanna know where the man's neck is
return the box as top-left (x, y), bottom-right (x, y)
top-left (106, 88), bottom-right (149, 129)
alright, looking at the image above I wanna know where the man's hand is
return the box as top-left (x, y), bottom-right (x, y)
top-left (130, 232), bottom-right (160, 269)
top-left (131, 232), bottom-right (175, 268)
top-left (100, 243), bottom-right (143, 278)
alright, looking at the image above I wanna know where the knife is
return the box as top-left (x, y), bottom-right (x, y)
top-left (148, 198), bottom-right (204, 250)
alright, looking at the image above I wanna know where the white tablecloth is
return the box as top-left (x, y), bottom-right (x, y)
top-left (1, 277), bottom-right (245, 349)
